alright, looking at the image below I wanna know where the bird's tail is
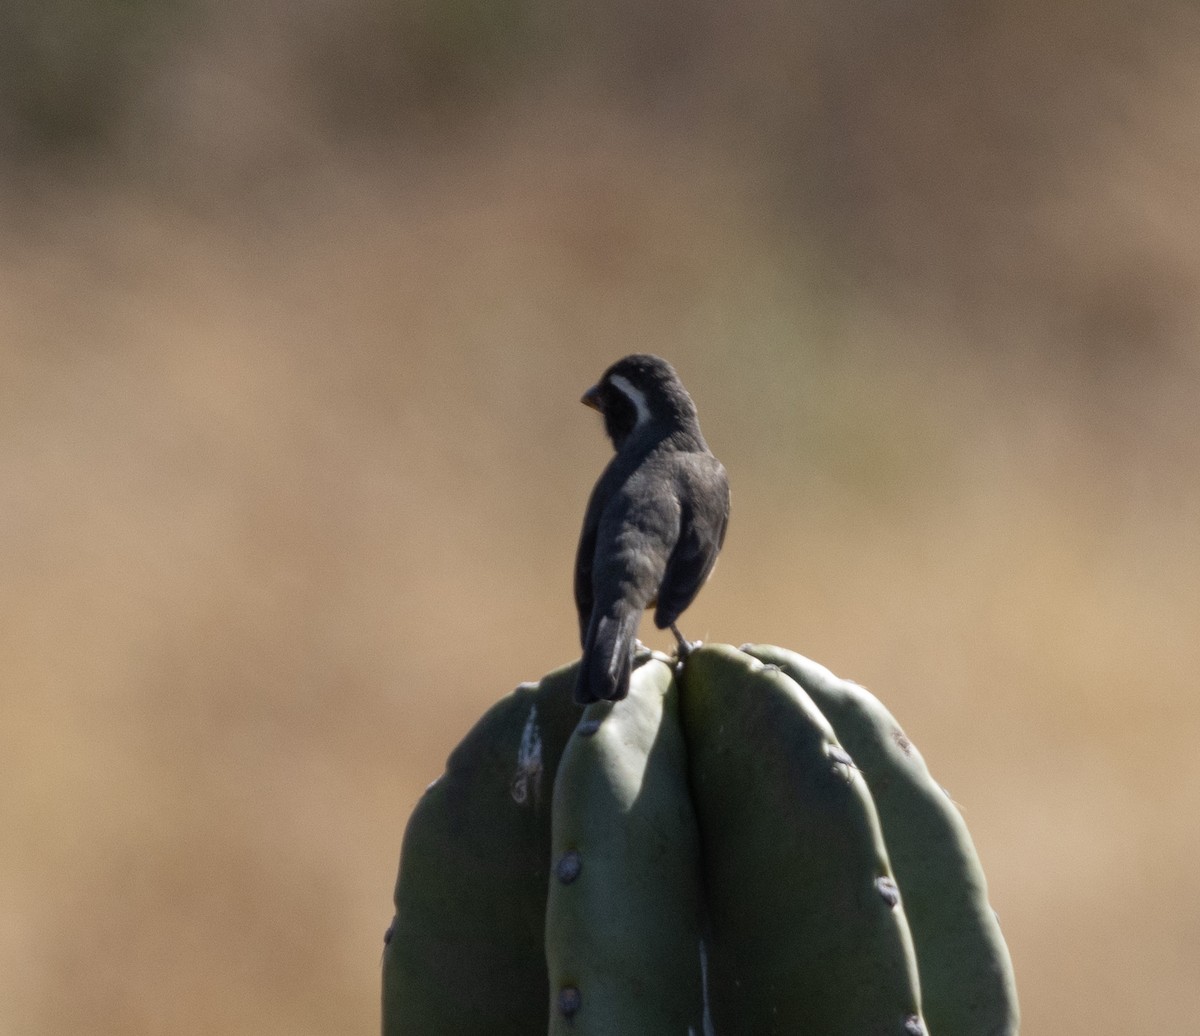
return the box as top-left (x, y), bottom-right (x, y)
top-left (575, 605), bottom-right (640, 705)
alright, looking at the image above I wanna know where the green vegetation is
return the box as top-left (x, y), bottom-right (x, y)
top-left (384, 644), bottom-right (1019, 1034)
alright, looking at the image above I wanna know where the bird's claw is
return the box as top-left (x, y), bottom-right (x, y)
top-left (669, 623), bottom-right (698, 663)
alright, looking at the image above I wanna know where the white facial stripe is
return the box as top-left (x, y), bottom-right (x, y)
top-left (609, 374), bottom-right (651, 429)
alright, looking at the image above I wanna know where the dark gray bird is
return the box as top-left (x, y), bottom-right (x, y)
top-left (574, 354), bottom-right (730, 705)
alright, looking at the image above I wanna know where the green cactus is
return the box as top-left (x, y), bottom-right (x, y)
top-left (383, 644), bottom-right (1018, 1035)
top-left (742, 644), bottom-right (1020, 1036)
top-left (680, 644), bottom-right (924, 1035)
top-left (546, 657), bottom-right (704, 1034)
top-left (381, 661), bottom-right (580, 1035)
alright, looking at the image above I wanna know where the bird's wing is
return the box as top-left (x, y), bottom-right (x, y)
top-left (653, 454), bottom-right (730, 630)
top-left (573, 486), bottom-right (604, 646)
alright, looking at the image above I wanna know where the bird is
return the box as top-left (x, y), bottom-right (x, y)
top-left (573, 354), bottom-right (730, 705)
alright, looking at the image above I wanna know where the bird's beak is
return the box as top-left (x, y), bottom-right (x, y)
top-left (581, 384), bottom-right (603, 412)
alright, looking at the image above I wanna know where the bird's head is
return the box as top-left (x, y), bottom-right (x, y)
top-left (581, 354), bottom-right (699, 450)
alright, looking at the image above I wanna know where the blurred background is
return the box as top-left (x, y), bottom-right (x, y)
top-left (3, 1), bottom-right (1198, 1032)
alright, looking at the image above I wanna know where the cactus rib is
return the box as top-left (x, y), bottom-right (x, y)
top-left (382, 662), bottom-right (580, 1035)
top-left (678, 644), bottom-right (926, 1035)
top-left (546, 657), bottom-right (705, 1034)
top-left (742, 643), bottom-right (1020, 1036)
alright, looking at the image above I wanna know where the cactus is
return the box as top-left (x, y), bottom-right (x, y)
top-left (742, 644), bottom-right (1020, 1036)
top-left (383, 644), bottom-right (1019, 1035)
top-left (546, 657), bottom-right (704, 1034)
top-left (681, 644), bottom-right (924, 1035)
top-left (381, 661), bottom-right (580, 1035)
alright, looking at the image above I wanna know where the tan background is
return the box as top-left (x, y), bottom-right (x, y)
top-left (3, 2), bottom-right (1198, 1033)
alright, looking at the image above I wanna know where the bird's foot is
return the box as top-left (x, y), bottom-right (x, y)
top-left (632, 639), bottom-right (654, 667)
top-left (669, 623), bottom-right (698, 663)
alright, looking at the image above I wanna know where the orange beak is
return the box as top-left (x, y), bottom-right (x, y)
top-left (581, 384), bottom-right (603, 412)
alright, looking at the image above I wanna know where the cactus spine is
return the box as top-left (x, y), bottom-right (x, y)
top-left (383, 644), bottom-right (1018, 1035)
